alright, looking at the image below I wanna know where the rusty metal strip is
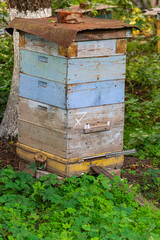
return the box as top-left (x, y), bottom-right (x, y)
top-left (82, 149), bottom-right (136, 161)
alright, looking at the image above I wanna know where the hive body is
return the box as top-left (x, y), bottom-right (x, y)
top-left (16, 26), bottom-right (132, 177)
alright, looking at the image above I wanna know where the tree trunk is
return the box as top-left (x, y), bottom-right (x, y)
top-left (0, 0), bottom-right (52, 140)
top-left (131, 0), bottom-right (151, 9)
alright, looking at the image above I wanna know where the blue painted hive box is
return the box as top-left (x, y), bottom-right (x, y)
top-left (6, 17), bottom-right (138, 177)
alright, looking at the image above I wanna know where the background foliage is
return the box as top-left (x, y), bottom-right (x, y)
top-left (0, 0), bottom-right (13, 122)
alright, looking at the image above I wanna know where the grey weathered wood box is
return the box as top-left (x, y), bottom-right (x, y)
top-left (6, 17), bottom-right (138, 176)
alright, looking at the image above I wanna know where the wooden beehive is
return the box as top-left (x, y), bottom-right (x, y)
top-left (6, 17), bottom-right (137, 177)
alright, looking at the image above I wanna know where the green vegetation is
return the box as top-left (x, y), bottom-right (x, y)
top-left (0, 0), bottom-right (13, 122)
top-left (0, 35), bottom-right (13, 121)
top-left (124, 37), bottom-right (160, 163)
top-left (122, 166), bottom-right (160, 203)
top-left (0, 166), bottom-right (160, 239)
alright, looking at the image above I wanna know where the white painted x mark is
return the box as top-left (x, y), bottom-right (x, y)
top-left (74, 112), bottom-right (87, 129)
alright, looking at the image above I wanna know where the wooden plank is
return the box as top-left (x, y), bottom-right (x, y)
top-left (24, 33), bottom-right (59, 56)
top-left (16, 142), bottom-right (124, 177)
top-left (19, 74), bottom-right (66, 109)
top-left (75, 29), bottom-right (127, 41)
top-left (68, 55), bottom-right (126, 84)
top-left (83, 124), bottom-right (111, 134)
top-left (19, 97), bottom-right (67, 132)
top-left (158, 41), bottom-right (160, 53)
top-left (67, 156), bottom-right (124, 177)
top-left (156, 20), bottom-right (160, 29)
top-left (24, 34), bottom-right (125, 58)
top-left (16, 144), bottom-right (67, 177)
top-left (58, 43), bottom-right (78, 57)
top-left (116, 39), bottom-right (127, 54)
top-left (20, 49), bottom-right (67, 84)
top-left (18, 121), bottom-right (66, 158)
top-left (24, 34), bottom-right (78, 58)
top-left (67, 103), bottom-right (124, 133)
top-left (16, 142), bottom-right (68, 163)
top-left (67, 125), bottom-right (124, 158)
top-left (77, 39), bottom-right (116, 57)
top-left (67, 80), bottom-right (125, 109)
top-left (19, 32), bottom-right (25, 47)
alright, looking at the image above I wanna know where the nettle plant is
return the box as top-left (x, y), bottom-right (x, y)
top-left (124, 37), bottom-right (160, 163)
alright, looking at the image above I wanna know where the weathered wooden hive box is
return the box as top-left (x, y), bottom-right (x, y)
top-left (6, 17), bottom-right (137, 177)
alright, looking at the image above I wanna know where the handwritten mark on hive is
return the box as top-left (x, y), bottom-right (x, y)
top-left (74, 112), bottom-right (87, 129)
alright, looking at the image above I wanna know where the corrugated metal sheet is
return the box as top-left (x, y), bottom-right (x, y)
top-left (6, 17), bottom-right (140, 47)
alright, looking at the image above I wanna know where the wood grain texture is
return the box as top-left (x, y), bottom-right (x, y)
top-left (67, 103), bottom-right (124, 133)
top-left (58, 43), bottom-right (78, 57)
top-left (19, 97), bottom-right (67, 132)
top-left (75, 29), bottom-right (127, 41)
top-left (116, 39), bottom-right (127, 54)
top-left (20, 49), bottom-right (67, 83)
top-left (67, 80), bottom-right (125, 109)
top-left (77, 39), bottom-right (116, 57)
top-left (24, 34), bottom-right (125, 58)
top-left (67, 156), bottom-right (124, 177)
top-left (16, 144), bottom-right (67, 176)
top-left (19, 74), bottom-right (124, 109)
top-left (66, 125), bottom-right (124, 158)
top-left (19, 74), bottom-right (66, 108)
top-left (158, 41), bottom-right (160, 53)
top-left (156, 20), bottom-right (160, 29)
top-left (19, 32), bottom-right (25, 47)
top-left (19, 121), bottom-right (66, 158)
top-left (16, 142), bottom-right (124, 177)
top-left (24, 34), bottom-right (59, 56)
top-left (68, 55), bottom-right (126, 84)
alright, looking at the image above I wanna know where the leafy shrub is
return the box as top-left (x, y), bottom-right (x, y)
top-left (0, 1), bottom-right (13, 123)
top-left (0, 167), bottom-right (160, 239)
top-left (124, 38), bottom-right (160, 163)
top-left (0, 35), bottom-right (13, 122)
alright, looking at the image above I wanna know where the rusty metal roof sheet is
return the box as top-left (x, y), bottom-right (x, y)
top-left (6, 17), bottom-right (139, 47)
top-left (56, 4), bottom-right (116, 13)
